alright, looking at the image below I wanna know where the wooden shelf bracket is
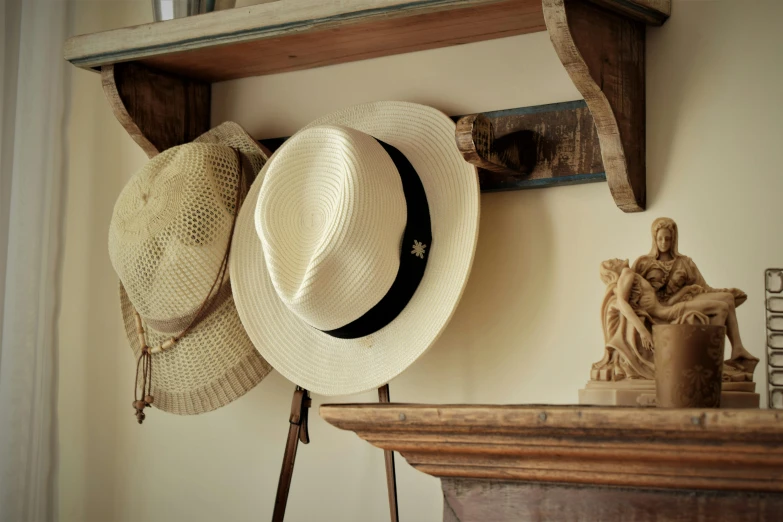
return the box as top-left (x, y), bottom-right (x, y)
top-left (101, 62), bottom-right (211, 158)
top-left (543, 0), bottom-right (657, 212)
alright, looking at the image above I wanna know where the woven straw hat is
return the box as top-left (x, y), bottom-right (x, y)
top-left (231, 101), bottom-right (480, 396)
top-left (109, 122), bottom-right (273, 415)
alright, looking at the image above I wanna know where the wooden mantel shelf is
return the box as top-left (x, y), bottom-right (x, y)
top-left (64, 0), bottom-right (671, 212)
top-left (322, 405), bottom-right (783, 521)
top-left (320, 404), bottom-right (783, 492)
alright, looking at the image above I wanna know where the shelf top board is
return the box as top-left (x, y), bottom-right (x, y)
top-left (320, 403), bottom-right (783, 437)
top-left (64, 0), bottom-right (546, 82)
top-left (64, 0), bottom-right (669, 83)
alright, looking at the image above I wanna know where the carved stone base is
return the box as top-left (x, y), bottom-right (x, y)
top-left (578, 380), bottom-right (760, 408)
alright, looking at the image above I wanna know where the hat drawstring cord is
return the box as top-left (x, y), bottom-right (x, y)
top-left (130, 148), bottom-right (248, 425)
top-left (132, 312), bottom-right (154, 424)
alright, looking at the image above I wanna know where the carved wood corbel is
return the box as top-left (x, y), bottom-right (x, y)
top-left (101, 62), bottom-right (211, 158)
top-left (543, 0), bottom-right (648, 212)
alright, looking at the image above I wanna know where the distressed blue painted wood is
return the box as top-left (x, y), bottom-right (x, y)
top-left (260, 100), bottom-right (605, 194)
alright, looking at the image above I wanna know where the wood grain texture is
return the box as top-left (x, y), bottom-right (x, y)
top-left (456, 113), bottom-right (531, 177)
top-left (544, 0), bottom-right (646, 212)
top-left (261, 101), bottom-right (604, 192)
top-left (319, 404), bottom-right (783, 492)
top-left (101, 64), bottom-right (157, 157)
top-left (101, 62), bottom-right (210, 157)
top-left (587, 0), bottom-right (671, 25)
top-left (443, 492), bottom-right (461, 522)
top-left (459, 101), bottom-right (605, 191)
top-left (442, 479), bottom-right (783, 522)
top-left (67, 0), bottom-right (545, 82)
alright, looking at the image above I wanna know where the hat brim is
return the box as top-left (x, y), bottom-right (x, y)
top-left (118, 122), bottom-right (273, 414)
top-left (231, 102), bottom-right (480, 396)
top-left (120, 284), bottom-right (272, 414)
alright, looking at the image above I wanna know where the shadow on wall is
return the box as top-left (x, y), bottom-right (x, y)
top-left (646, 0), bottom-right (714, 206)
top-left (405, 189), bottom-right (555, 403)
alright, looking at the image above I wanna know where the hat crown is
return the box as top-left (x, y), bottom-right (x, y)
top-left (109, 143), bottom-right (242, 321)
top-left (256, 126), bottom-right (407, 331)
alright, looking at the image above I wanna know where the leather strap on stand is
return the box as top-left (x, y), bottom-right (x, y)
top-left (271, 385), bottom-right (398, 522)
top-left (378, 384), bottom-right (399, 522)
top-left (272, 386), bottom-right (311, 522)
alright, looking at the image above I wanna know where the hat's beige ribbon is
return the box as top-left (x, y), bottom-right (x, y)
top-left (142, 281), bottom-right (234, 334)
top-left (132, 148), bottom-right (252, 424)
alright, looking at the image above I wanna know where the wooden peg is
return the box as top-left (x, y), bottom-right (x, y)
top-left (455, 113), bottom-right (534, 177)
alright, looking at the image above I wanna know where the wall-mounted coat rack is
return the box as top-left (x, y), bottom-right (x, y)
top-left (64, 0), bottom-right (670, 212)
top-left (260, 100), bottom-right (605, 192)
top-left (454, 101), bottom-right (605, 192)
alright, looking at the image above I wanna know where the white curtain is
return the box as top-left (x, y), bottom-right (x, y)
top-left (0, 0), bottom-right (69, 520)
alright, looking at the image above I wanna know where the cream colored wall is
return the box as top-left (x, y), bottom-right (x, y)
top-left (59, 1), bottom-right (783, 521)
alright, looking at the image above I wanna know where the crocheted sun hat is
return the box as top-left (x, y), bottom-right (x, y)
top-left (109, 122), bottom-right (273, 416)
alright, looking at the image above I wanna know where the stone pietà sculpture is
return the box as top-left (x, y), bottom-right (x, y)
top-left (579, 218), bottom-right (760, 408)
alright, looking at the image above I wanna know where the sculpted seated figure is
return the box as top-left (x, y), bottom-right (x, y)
top-left (633, 218), bottom-right (758, 372)
top-left (591, 218), bottom-right (757, 384)
top-left (593, 259), bottom-right (733, 381)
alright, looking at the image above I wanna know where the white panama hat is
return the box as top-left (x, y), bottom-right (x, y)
top-left (231, 102), bottom-right (480, 396)
top-left (109, 122), bottom-right (273, 416)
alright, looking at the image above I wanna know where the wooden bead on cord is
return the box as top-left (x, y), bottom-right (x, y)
top-left (134, 312), bottom-right (147, 350)
top-left (133, 310), bottom-right (154, 424)
top-left (149, 337), bottom-right (177, 354)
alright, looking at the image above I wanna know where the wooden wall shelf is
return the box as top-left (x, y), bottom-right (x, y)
top-left (64, 0), bottom-right (670, 212)
top-left (320, 404), bottom-right (783, 521)
top-left (66, 0), bottom-right (546, 82)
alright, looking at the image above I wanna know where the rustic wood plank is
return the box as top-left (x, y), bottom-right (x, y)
top-left (67, 0), bottom-right (546, 82)
top-left (456, 101), bottom-right (605, 191)
top-left (543, 0), bottom-right (646, 212)
top-left (319, 405), bottom-right (783, 492)
top-left (66, 0), bottom-right (669, 83)
top-left (587, 0), bottom-right (670, 25)
top-left (262, 101), bottom-right (605, 192)
top-left (321, 404), bottom-right (783, 436)
top-left (442, 479), bottom-right (783, 522)
top-left (101, 62), bottom-right (210, 157)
